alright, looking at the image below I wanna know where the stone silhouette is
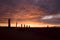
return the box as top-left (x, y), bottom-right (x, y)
top-left (8, 18), bottom-right (11, 28)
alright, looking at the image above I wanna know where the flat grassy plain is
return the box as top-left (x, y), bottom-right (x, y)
top-left (0, 27), bottom-right (60, 40)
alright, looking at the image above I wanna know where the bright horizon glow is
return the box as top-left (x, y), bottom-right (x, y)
top-left (0, 22), bottom-right (60, 27)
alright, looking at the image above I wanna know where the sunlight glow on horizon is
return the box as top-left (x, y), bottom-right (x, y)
top-left (0, 19), bottom-right (60, 27)
top-left (0, 21), bottom-right (60, 27)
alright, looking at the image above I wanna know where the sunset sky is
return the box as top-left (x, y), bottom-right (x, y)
top-left (0, 0), bottom-right (60, 27)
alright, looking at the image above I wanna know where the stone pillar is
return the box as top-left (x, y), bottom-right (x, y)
top-left (21, 24), bottom-right (22, 27)
top-left (16, 22), bottom-right (17, 27)
top-left (8, 18), bottom-right (10, 28)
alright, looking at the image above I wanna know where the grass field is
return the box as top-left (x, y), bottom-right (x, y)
top-left (0, 27), bottom-right (60, 40)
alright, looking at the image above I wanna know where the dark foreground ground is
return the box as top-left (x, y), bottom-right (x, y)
top-left (0, 27), bottom-right (60, 40)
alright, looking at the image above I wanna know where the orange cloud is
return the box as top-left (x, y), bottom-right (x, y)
top-left (11, 4), bottom-right (44, 20)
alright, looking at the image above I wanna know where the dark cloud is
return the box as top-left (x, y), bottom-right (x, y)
top-left (0, 0), bottom-right (60, 14)
top-left (37, 0), bottom-right (60, 14)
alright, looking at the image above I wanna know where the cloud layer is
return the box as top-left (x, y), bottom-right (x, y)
top-left (0, 0), bottom-right (60, 25)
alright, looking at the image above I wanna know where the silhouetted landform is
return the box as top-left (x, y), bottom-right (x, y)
top-left (0, 27), bottom-right (60, 40)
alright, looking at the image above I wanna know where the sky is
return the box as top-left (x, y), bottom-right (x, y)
top-left (0, 0), bottom-right (60, 27)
